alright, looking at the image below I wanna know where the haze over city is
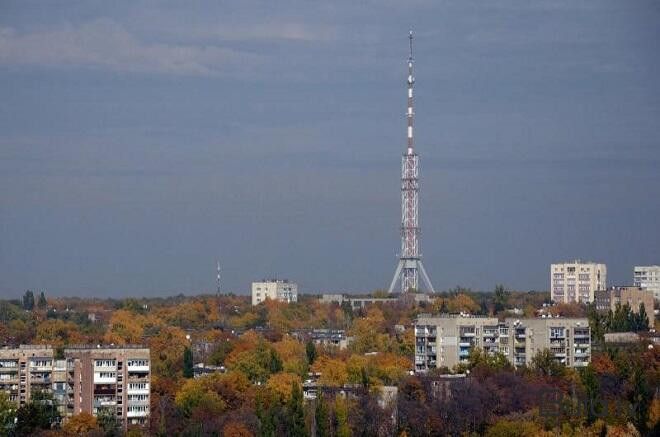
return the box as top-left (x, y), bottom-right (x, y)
top-left (1, 0), bottom-right (659, 297)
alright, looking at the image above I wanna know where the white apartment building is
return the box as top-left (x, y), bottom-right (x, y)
top-left (414, 316), bottom-right (591, 372)
top-left (551, 260), bottom-right (606, 303)
top-left (251, 279), bottom-right (298, 306)
top-left (633, 265), bottom-right (660, 300)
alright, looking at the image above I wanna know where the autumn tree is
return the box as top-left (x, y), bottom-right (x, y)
top-left (223, 421), bottom-right (254, 437)
top-left (529, 349), bottom-right (566, 378)
top-left (62, 412), bottom-right (98, 434)
top-left (306, 340), bottom-right (317, 365)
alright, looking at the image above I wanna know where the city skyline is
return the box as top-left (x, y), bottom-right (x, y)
top-left (1, 1), bottom-right (659, 297)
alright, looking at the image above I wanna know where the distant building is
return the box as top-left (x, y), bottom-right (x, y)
top-left (291, 329), bottom-right (353, 350)
top-left (633, 265), bottom-right (660, 300)
top-left (414, 315), bottom-right (591, 372)
top-left (193, 363), bottom-right (226, 378)
top-left (251, 279), bottom-right (298, 305)
top-left (0, 345), bottom-right (150, 429)
top-left (594, 286), bottom-right (653, 327)
top-left (320, 293), bottom-right (430, 308)
top-left (551, 260), bottom-right (606, 303)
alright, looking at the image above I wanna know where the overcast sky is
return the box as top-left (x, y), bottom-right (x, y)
top-left (1, 0), bottom-right (659, 298)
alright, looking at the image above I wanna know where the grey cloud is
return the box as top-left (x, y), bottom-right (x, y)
top-left (0, 19), bottom-right (263, 76)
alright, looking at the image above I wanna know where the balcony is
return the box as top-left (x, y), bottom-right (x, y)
top-left (127, 410), bottom-right (148, 418)
top-left (127, 364), bottom-right (149, 372)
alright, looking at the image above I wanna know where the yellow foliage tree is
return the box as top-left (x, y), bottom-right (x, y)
top-left (311, 356), bottom-right (348, 387)
top-left (104, 310), bottom-right (146, 344)
top-left (62, 412), bottom-right (98, 434)
top-left (266, 372), bottom-right (301, 401)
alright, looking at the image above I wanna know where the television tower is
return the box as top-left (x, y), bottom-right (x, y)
top-left (388, 30), bottom-right (435, 294)
top-left (216, 261), bottom-right (221, 295)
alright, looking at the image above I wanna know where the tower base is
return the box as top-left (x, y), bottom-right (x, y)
top-left (388, 257), bottom-right (435, 293)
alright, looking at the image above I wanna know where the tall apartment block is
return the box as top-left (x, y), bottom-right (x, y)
top-left (251, 279), bottom-right (298, 305)
top-left (414, 315), bottom-right (590, 372)
top-left (551, 260), bottom-right (606, 303)
top-left (64, 345), bottom-right (150, 428)
top-left (0, 345), bottom-right (150, 429)
top-left (633, 265), bottom-right (660, 300)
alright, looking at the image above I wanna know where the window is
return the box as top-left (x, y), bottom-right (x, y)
top-left (127, 359), bottom-right (148, 367)
top-left (95, 360), bottom-right (116, 367)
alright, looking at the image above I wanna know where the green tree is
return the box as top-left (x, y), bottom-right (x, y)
top-left (37, 291), bottom-right (47, 309)
top-left (305, 340), bottom-right (317, 365)
top-left (183, 347), bottom-right (194, 378)
top-left (629, 365), bottom-right (651, 433)
top-left (15, 391), bottom-right (60, 435)
top-left (334, 398), bottom-right (351, 437)
top-left (315, 393), bottom-right (329, 437)
top-left (286, 382), bottom-right (307, 437)
top-left (97, 406), bottom-right (121, 436)
top-left (0, 391), bottom-right (17, 435)
top-left (529, 349), bottom-right (565, 378)
top-left (580, 365), bottom-right (601, 423)
top-left (634, 303), bottom-right (649, 332)
top-left (493, 284), bottom-right (509, 313)
top-left (22, 290), bottom-right (35, 311)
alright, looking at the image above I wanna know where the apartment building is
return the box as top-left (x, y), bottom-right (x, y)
top-left (551, 260), bottom-right (606, 303)
top-left (503, 318), bottom-right (591, 368)
top-left (0, 345), bottom-right (54, 408)
top-left (633, 266), bottom-right (660, 300)
top-left (252, 279), bottom-right (298, 305)
top-left (0, 345), bottom-right (150, 429)
top-left (594, 286), bottom-right (654, 327)
top-left (414, 315), bottom-right (500, 371)
top-left (414, 316), bottom-right (591, 372)
top-left (65, 345), bottom-right (150, 428)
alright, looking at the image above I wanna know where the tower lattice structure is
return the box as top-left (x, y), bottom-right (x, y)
top-left (388, 30), bottom-right (435, 294)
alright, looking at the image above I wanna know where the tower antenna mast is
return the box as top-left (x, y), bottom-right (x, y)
top-left (388, 29), bottom-right (435, 294)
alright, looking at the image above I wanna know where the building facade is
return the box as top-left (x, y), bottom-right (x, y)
top-left (594, 286), bottom-right (654, 327)
top-left (251, 279), bottom-right (298, 305)
top-left (633, 265), bottom-right (660, 300)
top-left (414, 316), bottom-right (591, 372)
top-left (551, 260), bottom-right (606, 303)
top-left (0, 345), bottom-right (150, 429)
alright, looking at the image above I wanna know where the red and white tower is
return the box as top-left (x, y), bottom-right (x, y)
top-left (388, 30), bottom-right (435, 294)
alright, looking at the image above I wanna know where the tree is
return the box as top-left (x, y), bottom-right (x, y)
top-left (37, 291), bottom-right (47, 309)
top-left (286, 382), bottom-right (307, 437)
top-left (634, 303), bottom-right (650, 331)
top-left (630, 365), bottom-right (652, 433)
top-left (493, 284), bottom-right (509, 314)
top-left (22, 290), bottom-right (35, 311)
top-left (15, 391), bottom-right (60, 435)
top-left (62, 412), bottom-right (98, 434)
top-left (223, 421), bottom-right (253, 437)
top-left (305, 340), bottom-right (317, 365)
top-left (0, 391), bottom-right (17, 435)
top-left (334, 398), bottom-right (351, 437)
top-left (315, 393), bottom-right (329, 437)
top-left (529, 349), bottom-right (565, 378)
top-left (97, 406), bottom-right (121, 436)
top-left (183, 347), bottom-right (194, 378)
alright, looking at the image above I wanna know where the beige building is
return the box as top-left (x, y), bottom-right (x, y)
top-left (414, 316), bottom-right (591, 372)
top-left (0, 345), bottom-right (150, 429)
top-left (551, 260), bottom-right (606, 303)
top-left (251, 279), bottom-right (298, 305)
top-left (594, 286), bottom-right (654, 327)
top-left (504, 318), bottom-right (590, 368)
top-left (634, 266), bottom-right (660, 300)
top-left (414, 315), bottom-right (500, 371)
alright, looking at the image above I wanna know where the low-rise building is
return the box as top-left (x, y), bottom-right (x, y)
top-left (291, 329), bottom-right (353, 350)
top-left (320, 293), bottom-right (430, 308)
top-left (594, 286), bottom-right (653, 327)
top-left (551, 260), bottom-right (606, 303)
top-left (252, 279), bottom-right (298, 305)
top-left (413, 316), bottom-right (591, 372)
top-left (633, 265), bottom-right (660, 300)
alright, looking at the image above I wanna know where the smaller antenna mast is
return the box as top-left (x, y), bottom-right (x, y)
top-left (216, 261), bottom-right (221, 295)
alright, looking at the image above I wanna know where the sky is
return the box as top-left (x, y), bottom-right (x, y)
top-left (1, 0), bottom-right (659, 298)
